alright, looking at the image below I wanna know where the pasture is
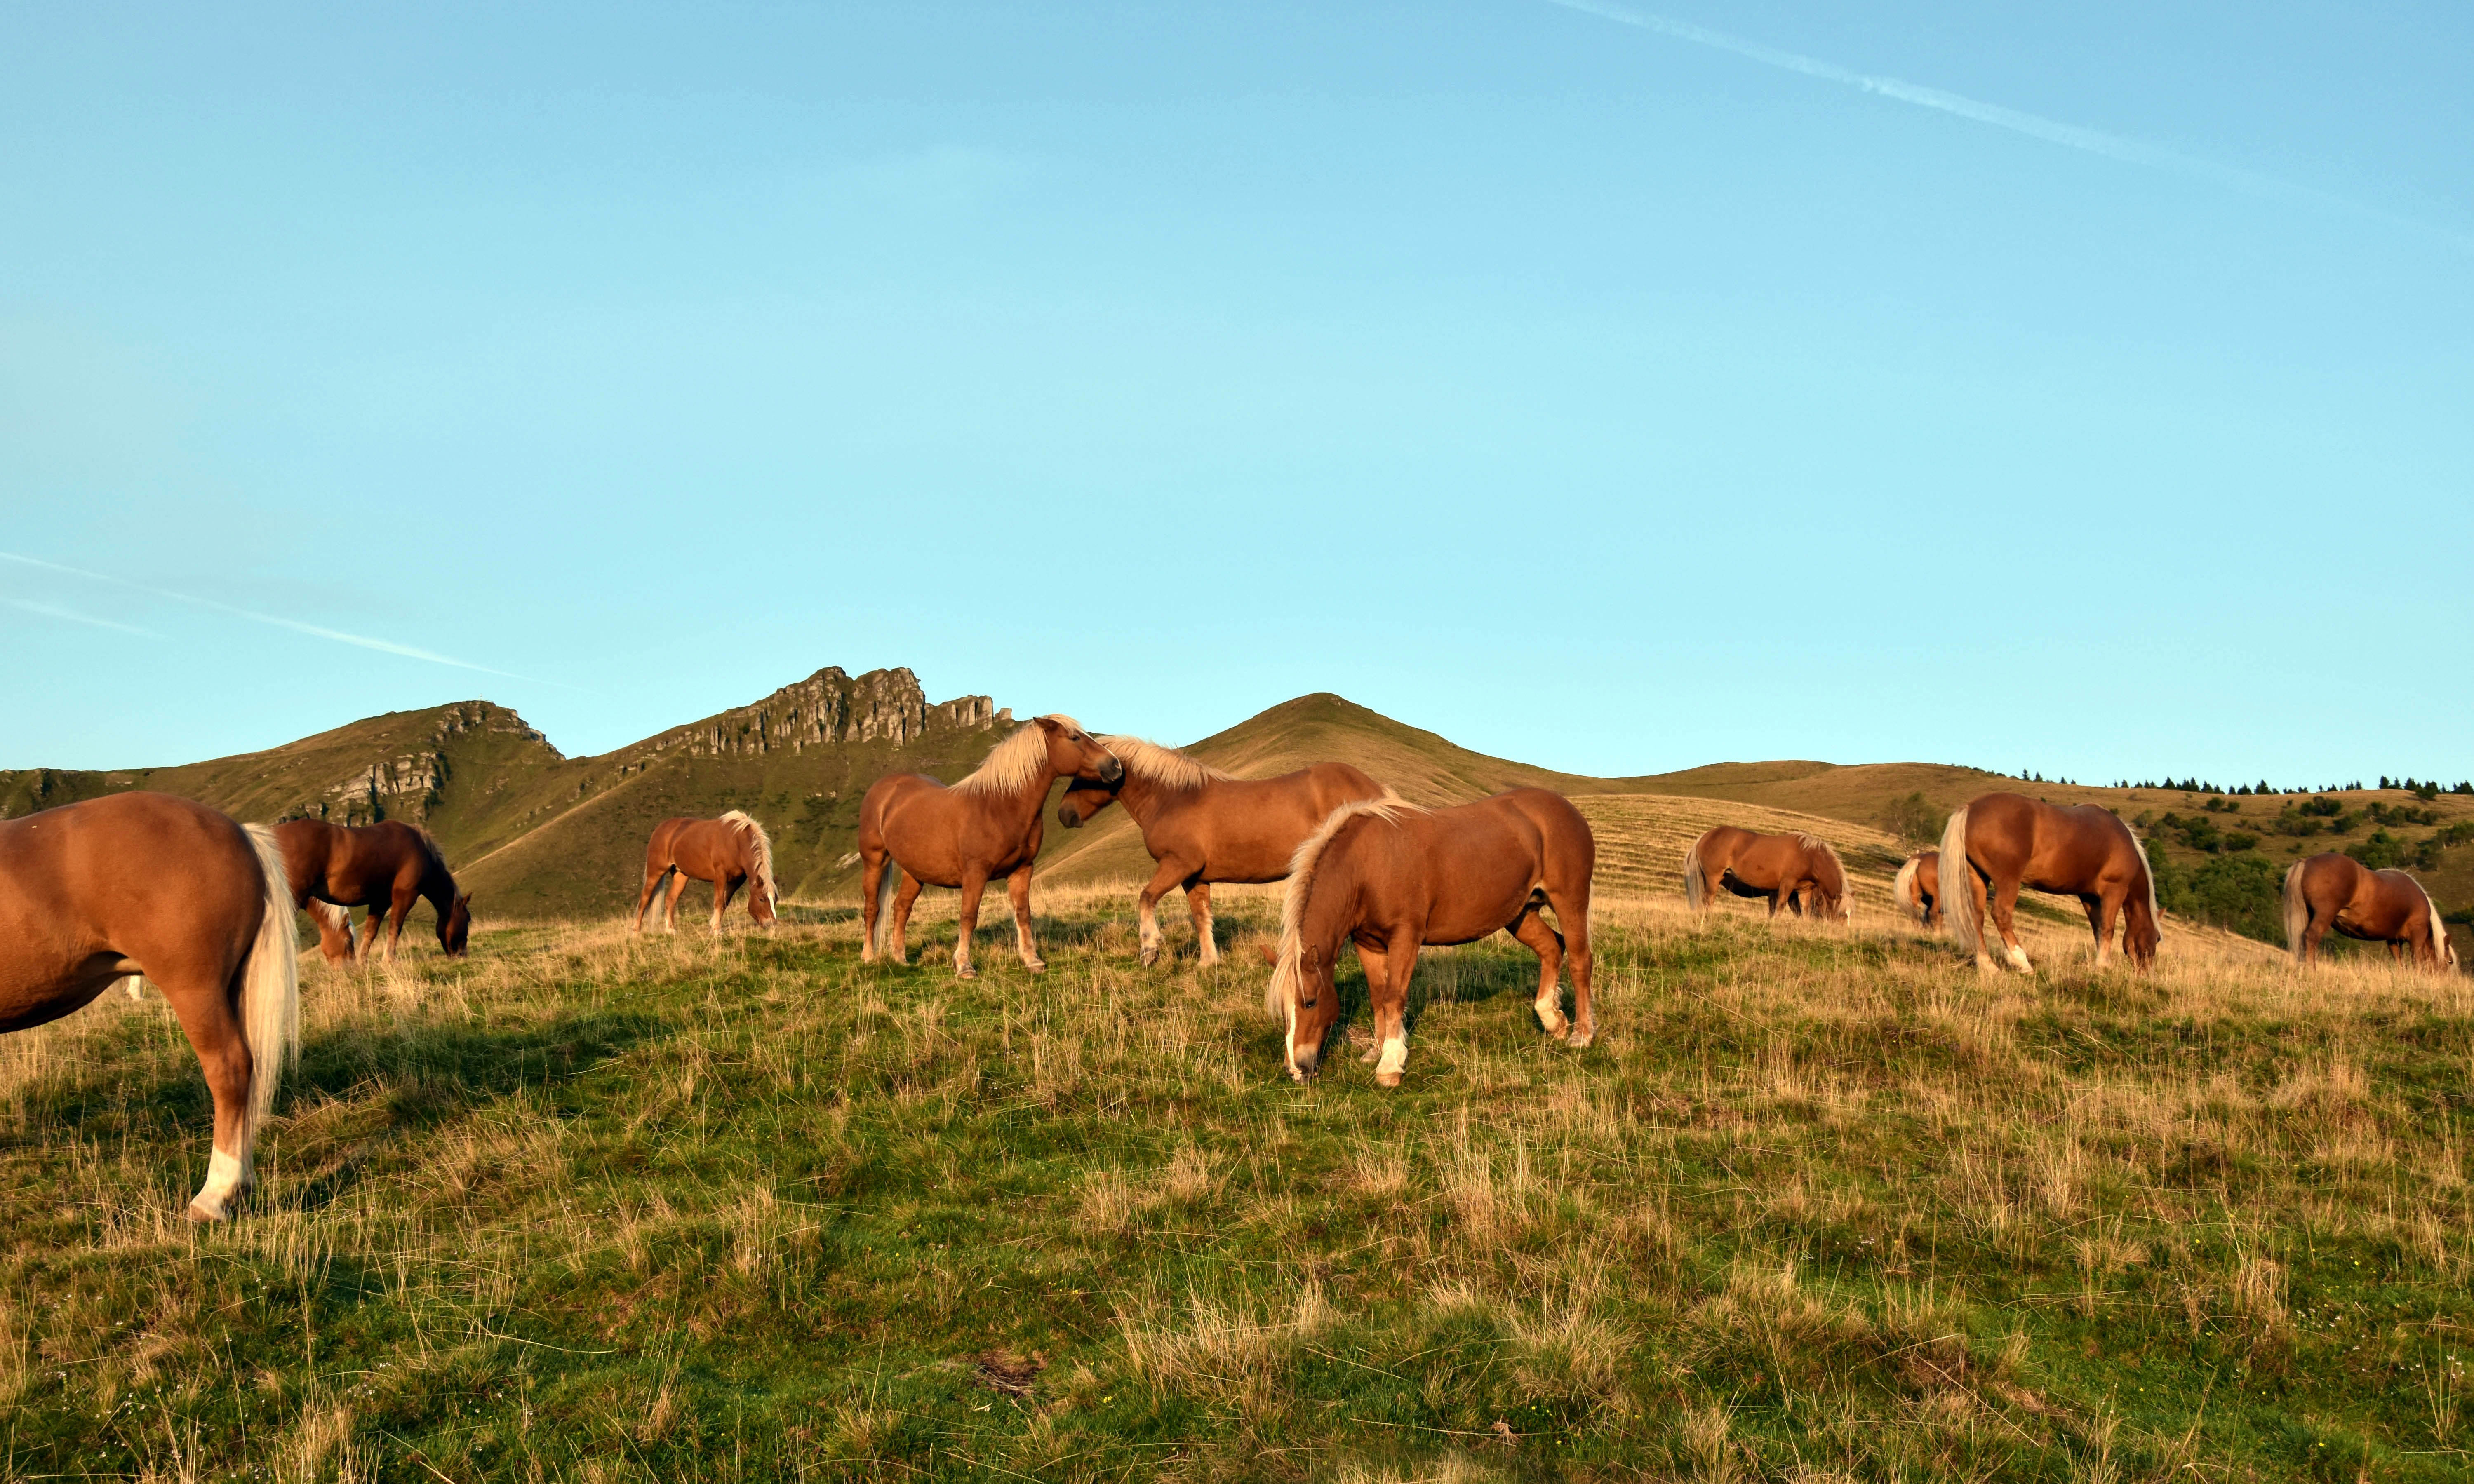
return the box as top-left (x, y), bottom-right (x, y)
top-left (2, 884), bottom-right (2469, 1482)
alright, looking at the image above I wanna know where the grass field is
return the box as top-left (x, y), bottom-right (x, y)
top-left (3, 883), bottom-right (2470, 1482)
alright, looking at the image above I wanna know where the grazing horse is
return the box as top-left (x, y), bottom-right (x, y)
top-left (274, 819), bottom-right (473, 962)
top-left (1271, 789), bottom-right (1596, 1087)
top-left (632, 811), bottom-right (780, 933)
top-left (1939, 792), bottom-right (2159, 973)
top-left (859, 716), bottom-right (1123, 978)
top-left (1056, 738), bottom-right (1392, 967)
top-left (0, 793), bottom-right (300, 1221)
top-left (1892, 850), bottom-right (1942, 928)
top-left (2282, 853), bottom-right (2456, 971)
top-left (1681, 827), bottom-right (1852, 920)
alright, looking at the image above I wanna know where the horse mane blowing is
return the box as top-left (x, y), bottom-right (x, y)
top-left (952, 715), bottom-right (1091, 797)
top-left (1798, 833), bottom-right (1853, 920)
top-left (1096, 735), bottom-right (1232, 791)
top-left (720, 809), bottom-right (777, 904)
top-left (1266, 796), bottom-right (1416, 1019)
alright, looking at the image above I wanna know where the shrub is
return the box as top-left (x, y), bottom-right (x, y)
top-left (2153, 852), bottom-right (2283, 943)
top-left (1881, 792), bottom-right (1943, 846)
top-left (2346, 831), bottom-right (2408, 870)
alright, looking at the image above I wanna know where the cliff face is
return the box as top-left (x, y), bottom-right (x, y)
top-left (322, 702), bottom-right (557, 824)
top-left (639, 667), bottom-right (1006, 761)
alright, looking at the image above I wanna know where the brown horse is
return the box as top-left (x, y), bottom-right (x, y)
top-left (632, 811), bottom-right (780, 933)
top-left (1056, 738), bottom-right (1391, 967)
top-left (1682, 827), bottom-right (1852, 920)
top-left (274, 819), bottom-right (472, 962)
top-left (859, 716), bottom-right (1123, 978)
top-left (0, 793), bottom-right (300, 1221)
top-left (1271, 789), bottom-right (1596, 1087)
top-left (2282, 853), bottom-right (2456, 971)
top-left (1940, 792), bottom-right (2159, 972)
top-left (1892, 849), bottom-right (1942, 928)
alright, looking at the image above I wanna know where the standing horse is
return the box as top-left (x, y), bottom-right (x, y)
top-left (1681, 827), bottom-right (1852, 920)
top-left (632, 811), bottom-right (780, 933)
top-left (1056, 738), bottom-right (1391, 967)
top-left (859, 716), bottom-right (1123, 978)
top-left (1892, 849), bottom-right (1942, 928)
top-left (2282, 853), bottom-right (2456, 971)
top-left (274, 819), bottom-right (472, 962)
top-left (1939, 792), bottom-right (2159, 972)
top-left (1271, 789), bottom-right (1596, 1087)
top-left (0, 793), bottom-right (300, 1221)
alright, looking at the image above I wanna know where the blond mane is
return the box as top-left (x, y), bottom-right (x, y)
top-left (1266, 795), bottom-right (1414, 1018)
top-left (1800, 834), bottom-right (1853, 920)
top-left (1097, 735), bottom-right (1231, 791)
top-left (720, 809), bottom-right (777, 902)
top-left (952, 715), bottom-right (1089, 798)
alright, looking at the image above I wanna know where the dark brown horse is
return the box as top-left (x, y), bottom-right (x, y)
top-left (632, 811), bottom-right (779, 933)
top-left (1057, 738), bottom-right (1391, 967)
top-left (1940, 792), bottom-right (2159, 972)
top-left (2282, 853), bottom-right (2456, 971)
top-left (859, 716), bottom-right (1122, 978)
top-left (1893, 849), bottom-right (1942, 928)
top-left (1272, 789), bottom-right (1596, 1087)
top-left (274, 819), bottom-right (472, 962)
top-left (1682, 826), bottom-right (1851, 920)
top-left (0, 793), bottom-right (300, 1220)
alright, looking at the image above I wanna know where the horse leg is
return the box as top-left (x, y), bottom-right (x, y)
top-left (1135, 857), bottom-right (1188, 967)
top-left (1548, 886), bottom-right (1594, 1048)
top-left (888, 871), bottom-right (923, 966)
top-left (2083, 896), bottom-right (2111, 967)
top-left (1990, 878), bottom-right (2033, 973)
top-left (859, 854), bottom-right (884, 962)
top-left (1371, 935), bottom-right (1419, 1088)
top-left (359, 903), bottom-right (387, 961)
top-left (953, 869), bottom-right (990, 979)
top-left (1507, 902), bottom-right (1570, 1041)
top-left (661, 871), bottom-right (691, 934)
top-left (383, 883), bottom-right (418, 961)
top-left (712, 873), bottom-right (739, 932)
top-left (2300, 907), bottom-right (2328, 965)
top-left (157, 976), bottom-right (257, 1221)
top-left (1359, 948), bottom-right (1389, 1064)
top-left (632, 864), bottom-right (670, 934)
top-left (1007, 865), bottom-right (1045, 972)
top-left (1188, 881), bottom-right (1219, 968)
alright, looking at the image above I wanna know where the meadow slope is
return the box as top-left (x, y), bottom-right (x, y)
top-left (1, 885), bottom-right (2464, 1482)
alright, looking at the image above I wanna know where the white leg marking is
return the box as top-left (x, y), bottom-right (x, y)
top-left (1536, 989), bottom-right (1570, 1038)
top-left (1197, 905), bottom-right (1218, 966)
top-left (1374, 1035), bottom-right (1408, 1086)
top-left (1138, 900), bottom-right (1162, 964)
top-left (122, 976), bottom-right (146, 1001)
top-left (189, 1147), bottom-right (246, 1222)
top-left (2005, 943), bottom-right (2034, 974)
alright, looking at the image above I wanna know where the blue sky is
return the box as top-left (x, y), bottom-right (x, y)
top-left (3, 2), bottom-right (2467, 784)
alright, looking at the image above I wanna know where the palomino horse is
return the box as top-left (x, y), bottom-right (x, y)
top-left (1940, 792), bottom-right (2159, 972)
top-left (1892, 849), bottom-right (1942, 928)
top-left (1682, 827), bottom-right (1852, 920)
top-left (859, 716), bottom-right (1123, 978)
top-left (1272, 789), bottom-right (1596, 1087)
top-left (274, 819), bottom-right (472, 962)
top-left (1057, 738), bottom-right (1390, 967)
top-left (0, 793), bottom-right (300, 1220)
top-left (2282, 853), bottom-right (2456, 971)
top-left (633, 811), bottom-right (781, 933)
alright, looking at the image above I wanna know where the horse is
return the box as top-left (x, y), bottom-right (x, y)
top-left (1056, 738), bottom-right (1391, 967)
top-left (1939, 792), bottom-right (2159, 973)
top-left (2281, 853), bottom-right (2456, 971)
top-left (1681, 827), bottom-right (1852, 920)
top-left (1270, 789), bottom-right (1596, 1087)
top-left (273, 819), bottom-right (472, 962)
top-left (1892, 849), bottom-right (1942, 928)
top-left (859, 716), bottom-right (1123, 978)
top-left (0, 792), bottom-right (300, 1221)
top-left (632, 811), bottom-right (781, 934)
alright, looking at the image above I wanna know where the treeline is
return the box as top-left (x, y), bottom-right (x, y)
top-left (2107, 777), bottom-right (2472, 799)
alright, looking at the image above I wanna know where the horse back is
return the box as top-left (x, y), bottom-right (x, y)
top-left (863, 773), bottom-right (1042, 884)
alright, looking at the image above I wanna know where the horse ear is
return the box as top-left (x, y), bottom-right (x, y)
top-left (1303, 945), bottom-right (1322, 971)
top-left (456, 892), bottom-right (473, 909)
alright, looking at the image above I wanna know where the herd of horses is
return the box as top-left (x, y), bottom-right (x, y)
top-left (0, 715), bottom-right (2458, 1220)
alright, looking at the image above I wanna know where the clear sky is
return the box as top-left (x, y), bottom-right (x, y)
top-left (4, 2), bottom-right (2467, 785)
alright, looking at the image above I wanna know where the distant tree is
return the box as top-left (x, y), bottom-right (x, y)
top-left (1882, 792), bottom-right (1943, 846)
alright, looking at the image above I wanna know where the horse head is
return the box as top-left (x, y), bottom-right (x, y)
top-left (750, 880), bottom-right (780, 928)
top-left (1035, 716), bottom-right (1123, 788)
top-left (1056, 780), bottom-right (1120, 829)
top-left (440, 891), bottom-right (474, 956)
top-left (1279, 941), bottom-right (1340, 1080)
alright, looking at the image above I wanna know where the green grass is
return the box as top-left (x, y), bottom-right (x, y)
top-left (2, 892), bottom-right (2470, 1482)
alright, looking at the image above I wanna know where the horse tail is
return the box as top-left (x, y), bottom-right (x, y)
top-left (2126, 826), bottom-right (2160, 939)
top-left (239, 824), bottom-right (303, 1139)
top-left (872, 855), bottom-right (899, 957)
top-left (1938, 805), bottom-right (1979, 956)
top-left (1804, 836), bottom-right (1853, 920)
top-left (721, 809), bottom-right (777, 907)
top-left (1682, 831), bottom-right (1709, 911)
top-left (1892, 856), bottom-right (1921, 923)
top-left (2281, 861), bottom-right (2309, 962)
top-left (2406, 872), bottom-right (2452, 968)
top-left (1268, 797), bottom-right (1406, 1019)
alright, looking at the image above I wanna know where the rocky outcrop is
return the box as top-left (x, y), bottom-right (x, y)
top-left (639, 667), bottom-right (1006, 761)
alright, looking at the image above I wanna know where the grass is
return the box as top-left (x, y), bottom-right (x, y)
top-left (2, 884), bottom-right (2470, 1482)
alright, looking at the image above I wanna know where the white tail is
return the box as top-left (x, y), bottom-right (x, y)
top-left (1682, 831), bottom-right (1709, 912)
top-left (239, 824), bottom-right (303, 1138)
top-left (1938, 805), bottom-right (1979, 956)
top-left (871, 857), bottom-right (900, 956)
top-left (2406, 872), bottom-right (2453, 968)
top-left (1891, 856), bottom-right (1921, 923)
top-left (2281, 861), bottom-right (2309, 962)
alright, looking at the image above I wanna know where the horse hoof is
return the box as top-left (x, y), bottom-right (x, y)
top-left (1567, 1031), bottom-right (1595, 1051)
top-left (183, 1200), bottom-right (225, 1224)
top-left (1374, 1069), bottom-right (1404, 1089)
top-left (1023, 959), bottom-right (1047, 974)
top-left (1138, 947), bottom-right (1159, 967)
top-left (1359, 1043), bottom-right (1382, 1064)
top-left (956, 967), bottom-right (978, 981)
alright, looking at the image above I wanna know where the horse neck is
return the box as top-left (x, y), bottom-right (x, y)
top-left (1113, 771), bottom-right (1180, 831)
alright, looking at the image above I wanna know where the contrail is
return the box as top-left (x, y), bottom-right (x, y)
top-left (1543, 0), bottom-right (2465, 244)
top-left (4, 597), bottom-right (157, 638)
top-left (0, 549), bottom-right (540, 682)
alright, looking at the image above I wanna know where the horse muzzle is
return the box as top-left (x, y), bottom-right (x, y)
top-left (1057, 804), bottom-right (1082, 829)
top-left (1096, 757), bottom-right (1125, 785)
